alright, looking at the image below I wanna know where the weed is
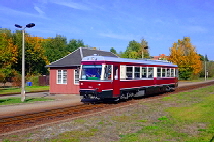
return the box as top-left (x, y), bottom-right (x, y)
top-left (73, 119), bottom-right (86, 123)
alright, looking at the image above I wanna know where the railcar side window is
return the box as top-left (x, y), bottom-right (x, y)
top-left (175, 69), bottom-right (178, 77)
top-left (171, 68), bottom-right (175, 77)
top-left (141, 67), bottom-right (147, 78)
top-left (148, 68), bottom-right (154, 78)
top-left (104, 65), bottom-right (112, 80)
top-left (162, 68), bottom-right (166, 77)
top-left (157, 68), bottom-right (161, 77)
top-left (126, 66), bottom-right (133, 78)
top-left (134, 67), bottom-right (140, 78)
top-left (167, 68), bottom-right (170, 77)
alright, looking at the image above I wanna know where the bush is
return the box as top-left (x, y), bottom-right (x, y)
top-left (11, 72), bottom-right (21, 87)
top-left (200, 61), bottom-right (214, 77)
top-left (26, 74), bottom-right (39, 86)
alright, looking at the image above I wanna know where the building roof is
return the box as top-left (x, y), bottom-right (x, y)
top-left (46, 47), bottom-right (118, 68)
top-left (82, 55), bottom-right (177, 67)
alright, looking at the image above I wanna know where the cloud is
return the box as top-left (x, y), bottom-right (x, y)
top-left (185, 25), bottom-right (208, 33)
top-left (99, 33), bottom-right (136, 40)
top-left (0, 5), bottom-right (47, 19)
top-left (34, 6), bottom-right (45, 15)
top-left (51, 0), bottom-right (91, 10)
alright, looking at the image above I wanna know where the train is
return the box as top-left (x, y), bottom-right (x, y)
top-left (79, 55), bottom-right (178, 101)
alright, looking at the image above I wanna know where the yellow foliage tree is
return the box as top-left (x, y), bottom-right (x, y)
top-left (0, 33), bottom-right (18, 67)
top-left (168, 37), bottom-right (202, 79)
top-left (0, 32), bottom-right (18, 84)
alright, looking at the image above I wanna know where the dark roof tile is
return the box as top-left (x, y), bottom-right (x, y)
top-left (47, 47), bottom-right (118, 67)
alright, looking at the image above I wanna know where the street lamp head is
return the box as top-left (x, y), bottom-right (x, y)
top-left (144, 46), bottom-right (149, 50)
top-left (15, 24), bottom-right (22, 28)
top-left (26, 23), bottom-right (35, 28)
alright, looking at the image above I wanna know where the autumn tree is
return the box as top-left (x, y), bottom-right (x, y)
top-left (168, 37), bottom-right (202, 80)
top-left (25, 35), bottom-right (49, 75)
top-left (0, 29), bottom-right (18, 84)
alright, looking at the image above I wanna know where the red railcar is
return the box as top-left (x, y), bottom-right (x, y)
top-left (79, 55), bottom-right (178, 100)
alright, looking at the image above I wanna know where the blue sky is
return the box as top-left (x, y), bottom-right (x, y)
top-left (1, 0), bottom-right (214, 60)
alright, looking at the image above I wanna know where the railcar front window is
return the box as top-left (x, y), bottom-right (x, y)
top-left (81, 65), bottom-right (102, 80)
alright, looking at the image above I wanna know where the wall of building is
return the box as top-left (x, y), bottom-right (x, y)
top-left (49, 68), bottom-right (79, 94)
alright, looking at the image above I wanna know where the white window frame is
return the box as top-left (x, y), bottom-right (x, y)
top-left (57, 70), bottom-right (67, 84)
top-left (74, 69), bottom-right (79, 84)
top-left (157, 67), bottom-right (161, 77)
top-left (126, 66), bottom-right (133, 78)
top-left (141, 67), bottom-right (147, 78)
top-left (162, 68), bottom-right (166, 77)
top-left (171, 68), bottom-right (175, 77)
top-left (134, 66), bottom-right (140, 78)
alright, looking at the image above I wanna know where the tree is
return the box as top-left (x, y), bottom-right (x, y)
top-left (124, 39), bottom-right (150, 59)
top-left (67, 39), bottom-right (85, 52)
top-left (199, 54), bottom-right (209, 61)
top-left (205, 54), bottom-right (209, 61)
top-left (168, 37), bottom-right (202, 80)
top-left (0, 29), bottom-right (19, 84)
top-left (110, 47), bottom-right (117, 54)
top-left (139, 39), bottom-right (150, 58)
top-left (42, 35), bottom-right (69, 63)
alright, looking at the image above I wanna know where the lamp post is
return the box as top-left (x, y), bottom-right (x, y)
top-left (15, 23), bottom-right (35, 102)
top-left (204, 56), bottom-right (206, 81)
top-left (141, 46), bottom-right (148, 59)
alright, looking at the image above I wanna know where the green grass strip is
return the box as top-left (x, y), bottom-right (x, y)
top-left (0, 97), bottom-right (53, 105)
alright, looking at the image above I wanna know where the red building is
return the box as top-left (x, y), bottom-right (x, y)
top-left (46, 47), bottom-right (118, 95)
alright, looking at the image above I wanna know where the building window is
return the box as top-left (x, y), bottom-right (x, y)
top-left (57, 70), bottom-right (67, 84)
top-left (74, 69), bottom-right (79, 84)
top-left (134, 67), bottom-right (140, 78)
top-left (157, 68), bottom-right (161, 77)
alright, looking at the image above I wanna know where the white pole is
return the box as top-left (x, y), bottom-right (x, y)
top-left (205, 56), bottom-right (206, 81)
top-left (15, 23), bottom-right (35, 102)
top-left (21, 29), bottom-right (26, 102)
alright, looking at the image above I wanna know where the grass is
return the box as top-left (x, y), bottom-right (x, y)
top-left (2, 85), bottom-right (214, 142)
top-left (47, 129), bottom-right (98, 142)
top-left (0, 97), bottom-right (53, 105)
top-left (179, 77), bottom-right (214, 82)
top-left (0, 86), bottom-right (49, 94)
top-left (118, 85), bottom-right (214, 142)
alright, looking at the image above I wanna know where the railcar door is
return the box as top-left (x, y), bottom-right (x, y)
top-left (113, 65), bottom-right (120, 98)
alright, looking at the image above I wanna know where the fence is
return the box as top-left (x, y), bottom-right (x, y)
top-left (39, 75), bottom-right (49, 86)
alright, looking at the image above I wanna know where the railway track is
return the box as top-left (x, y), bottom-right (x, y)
top-left (0, 81), bottom-right (214, 135)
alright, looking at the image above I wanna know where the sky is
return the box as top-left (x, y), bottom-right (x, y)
top-left (1, 0), bottom-right (214, 60)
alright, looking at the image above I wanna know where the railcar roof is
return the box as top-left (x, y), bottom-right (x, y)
top-left (82, 55), bottom-right (178, 67)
